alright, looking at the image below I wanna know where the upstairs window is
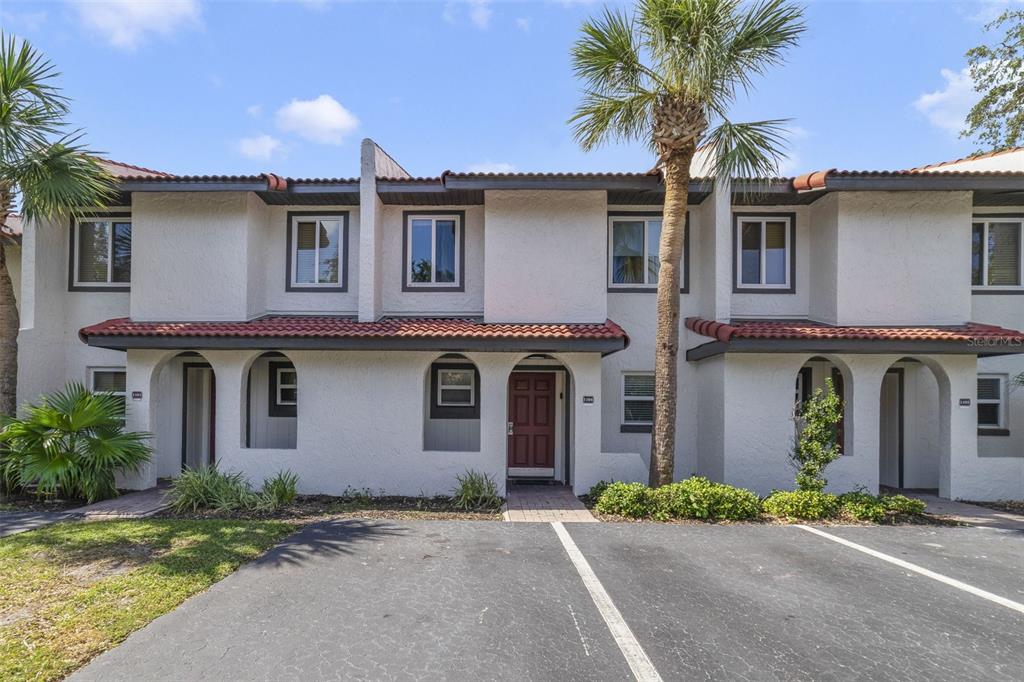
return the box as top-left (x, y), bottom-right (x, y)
top-left (72, 217), bottom-right (131, 289)
top-left (621, 372), bottom-right (654, 432)
top-left (609, 217), bottom-right (661, 287)
top-left (403, 212), bottom-right (464, 291)
top-left (735, 214), bottom-right (793, 291)
top-left (977, 375), bottom-right (1006, 429)
top-left (972, 219), bottom-right (1022, 288)
top-left (288, 213), bottom-right (347, 291)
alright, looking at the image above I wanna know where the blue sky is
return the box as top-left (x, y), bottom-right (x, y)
top-left (1, 0), bottom-right (1011, 178)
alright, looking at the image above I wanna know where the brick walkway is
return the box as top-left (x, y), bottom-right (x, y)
top-left (502, 484), bottom-right (597, 523)
top-left (74, 485), bottom-right (172, 519)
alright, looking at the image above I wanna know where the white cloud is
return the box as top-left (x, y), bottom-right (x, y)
top-left (238, 134), bottom-right (283, 161)
top-left (914, 67), bottom-right (975, 135)
top-left (71, 0), bottom-right (201, 50)
top-left (516, 17), bottom-right (532, 32)
top-left (776, 152), bottom-right (802, 177)
top-left (965, 0), bottom-right (1024, 24)
top-left (442, 0), bottom-right (492, 29)
top-left (275, 94), bottom-right (359, 145)
top-left (1, 10), bottom-right (48, 32)
top-left (247, 104), bottom-right (263, 118)
top-left (467, 161), bottom-right (517, 173)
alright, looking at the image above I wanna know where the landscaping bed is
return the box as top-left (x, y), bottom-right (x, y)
top-left (0, 518), bottom-right (293, 681)
top-left (0, 493), bottom-right (85, 513)
top-left (157, 494), bottom-right (502, 522)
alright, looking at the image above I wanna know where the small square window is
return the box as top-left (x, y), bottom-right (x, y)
top-left (977, 375), bottom-right (1006, 429)
top-left (622, 373), bottom-right (654, 430)
top-left (735, 215), bottom-right (793, 291)
top-left (438, 368), bottom-right (475, 407)
top-left (88, 367), bottom-right (126, 421)
top-left (72, 218), bottom-right (131, 289)
top-left (269, 362), bottom-right (298, 417)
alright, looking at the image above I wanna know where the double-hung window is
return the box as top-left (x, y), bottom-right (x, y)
top-left (735, 215), bottom-right (793, 291)
top-left (972, 218), bottom-right (1022, 288)
top-left (437, 367), bottom-right (475, 407)
top-left (977, 374), bottom-right (1006, 430)
top-left (288, 213), bottom-right (346, 290)
top-left (72, 217), bottom-right (131, 289)
top-left (268, 361), bottom-right (297, 418)
top-left (621, 373), bottom-right (654, 432)
top-left (404, 213), bottom-right (463, 290)
top-left (89, 367), bottom-right (127, 421)
top-left (608, 216), bottom-right (663, 288)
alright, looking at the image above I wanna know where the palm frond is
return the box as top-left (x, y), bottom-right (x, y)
top-left (0, 33), bottom-right (69, 162)
top-left (15, 139), bottom-right (117, 222)
top-left (704, 118), bottom-right (790, 180)
top-left (572, 7), bottom-right (663, 95)
top-left (721, 0), bottom-right (806, 97)
top-left (570, 90), bottom-right (657, 151)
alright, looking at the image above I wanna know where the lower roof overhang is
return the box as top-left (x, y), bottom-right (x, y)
top-left (686, 337), bottom-right (1024, 361)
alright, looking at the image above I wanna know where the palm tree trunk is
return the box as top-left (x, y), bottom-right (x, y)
top-left (0, 186), bottom-right (20, 417)
top-left (650, 146), bottom-right (694, 487)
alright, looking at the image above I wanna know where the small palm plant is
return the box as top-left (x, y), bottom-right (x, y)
top-left (0, 383), bottom-right (152, 503)
top-left (570, 0), bottom-right (804, 486)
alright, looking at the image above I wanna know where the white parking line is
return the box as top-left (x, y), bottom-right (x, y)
top-left (551, 522), bottom-right (663, 682)
top-left (798, 525), bottom-right (1024, 615)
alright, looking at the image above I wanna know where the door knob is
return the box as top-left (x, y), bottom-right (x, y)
top-left (507, 421), bottom-right (514, 435)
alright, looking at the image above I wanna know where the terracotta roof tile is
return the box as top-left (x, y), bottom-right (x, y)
top-left (79, 316), bottom-right (628, 343)
top-left (685, 317), bottom-right (1024, 344)
top-left (909, 147), bottom-right (1024, 172)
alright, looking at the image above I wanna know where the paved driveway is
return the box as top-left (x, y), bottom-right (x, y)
top-left (72, 520), bottom-right (1024, 682)
top-left (0, 511), bottom-right (80, 538)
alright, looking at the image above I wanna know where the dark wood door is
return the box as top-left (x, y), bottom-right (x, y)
top-left (507, 373), bottom-right (556, 469)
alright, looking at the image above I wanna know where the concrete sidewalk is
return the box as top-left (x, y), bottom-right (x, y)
top-left (908, 493), bottom-right (1024, 532)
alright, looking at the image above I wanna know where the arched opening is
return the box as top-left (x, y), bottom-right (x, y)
top-left (243, 352), bottom-right (298, 450)
top-left (423, 353), bottom-right (480, 452)
top-left (879, 357), bottom-right (944, 492)
top-left (507, 354), bottom-right (573, 484)
top-left (150, 351), bottom-right (217, 476)
top-left (794, 356), bottom-right (853, 456)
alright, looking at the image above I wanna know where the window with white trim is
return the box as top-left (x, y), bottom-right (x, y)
top-left (290, 216), bottom-right (343, 287)
top-left (89, 367), bottom-right (126, 421)
top-left (406, 215), bottom-right (460, 288)
top-left (268, 361), bottom-right (297, 418)
top-left (608, 217), bottom-right (664, 287)
top-left (276, 367), bottom-right (297, 406)
top-left (437, 367), bottom-right (475, 407)
top-left (977, 374), bottom-right (1006, 429)
top-left (73, 218), bottom-right (131, 287)
top-left (736, 216), bottom-right (791, 289)
top-left (972, 219), bottom-right (1022, 288)
top-left (622, 373), bottom-right (654, 428)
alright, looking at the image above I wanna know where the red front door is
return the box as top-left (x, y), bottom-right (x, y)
top-left (507, 372), bottom-right (556, 470)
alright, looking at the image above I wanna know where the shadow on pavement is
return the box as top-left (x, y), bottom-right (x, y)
top-left (259, 518), bottom-right (409, 567)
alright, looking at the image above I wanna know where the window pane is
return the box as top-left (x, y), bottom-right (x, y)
top-left (624, 374), bottom-right (654, 397)
top-left (294, 222), bottom-right (317, 283)
top-left (611, 221), bottom-right (644, 284)
top-left (624, 400), bottom-right (654, 423)
top-left (77, 221), bottom-right (109, 283)
top-left (978, 403), bottom-right (1000, 426)
top-left (987, 222), bottom-right (1020, 286)
top-left (740, 222), bottom-right (761, 284)
top-left (92, 370), bottom-right (126, 393)
top-left (434, 220), bottom-right (456, 283)
top-left (972, 223), bottom-right (984, 286)
top-left (765, 221), bottom-right (787, 285)
top-left (646, 220), bottom-right (661, 285)
top-left (440, 388), bottom-right (472, 405)
top-left (317, 220), bottom-right (340, 284)
top-left (410, 219), bottom-right (432, 283)
top-left (440, 369), bottom-right (472, 387)
top-left (111, 222), bottom-right (131, 283)
top-left (279, 388), bottom-right (297, 404)
top-left (279, 370), bottom-right (297, 387)
top-left (977, 377), bottom-right (1001, 400)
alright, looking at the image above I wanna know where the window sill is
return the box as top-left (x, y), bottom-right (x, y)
top-left (978, 428), bottom-right (1010, 436)
top-left (403, 285), bottom-right (465, 293)
top-left (733, 286), bottom-right (796, 294)
top-left (285, 285), bottom-right (347, 293)
top-left (972, 287), bottom-right (1024, 295)
top-left (69, 285), bottom-right (130, 293)
top-left (607, 287), bottom-right (689, 294)
top-left (620, 424), bottom-right (652, 433)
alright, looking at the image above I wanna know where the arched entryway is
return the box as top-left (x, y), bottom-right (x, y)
top-left (794, 356), bottom-right (853, 455)
top-left (243, 352), bottom-right (299, 450)
top-left (507, 354), bottom-right (573, 483)
top-left (422, 353), bottom-right (481, 452)
top-left (879, 357), bottom-right (946, 492)
top-left (149, 351), bottom-right (217, 476)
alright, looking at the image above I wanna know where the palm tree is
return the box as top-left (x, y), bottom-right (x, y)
top-left (570, 0), bottom-right (804, 486)
top-left (1, 34), bottom-right (116, 416)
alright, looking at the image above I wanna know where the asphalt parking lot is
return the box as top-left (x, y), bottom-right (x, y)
top-left (73, 520), bottom-right (1024, 682)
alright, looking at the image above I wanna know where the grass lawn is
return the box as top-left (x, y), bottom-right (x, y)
top-left (0, 519), bottom-right (293, 681)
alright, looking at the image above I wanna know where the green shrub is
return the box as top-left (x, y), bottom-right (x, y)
top-left (763, 490), bottom-right (840, 520)
top-left (882, 494), bottom-right (926, 515)
top-left (650, 477), bottom-right (761, 520)
top-left (261, 470), bottom-right (299, 509)
top-left (452, 469), bottom-right (502, 511)
top-left (0, 383), bottom-right (152, 503)
top-left (594, 482), bottom-right (654, 518)
top-left (790, 378), bottom-right (844, 492)
top-left (587, 480), bottom-right (612, 500)
top-left (169, 465), bottom-right (257, 513)
top-left (838, 490), bottom-right (886, 522)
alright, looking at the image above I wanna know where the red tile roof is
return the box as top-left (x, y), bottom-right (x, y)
top-left (909, 147), bottom-right (1024, 172)
top-left (792, 168), bottom-right (1024, 191)
top-left (685, 317), bottom-right (1024, 344)
top-left (80, 316), bottom-right (628, 343)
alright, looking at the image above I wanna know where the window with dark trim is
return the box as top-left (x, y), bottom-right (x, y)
top-left (268, 361), bottom-right (297, 418)
top-left (285, 211), bottom-right (348, 292)
top-left (977, 374), bottom-right (1006, 430)
top-left (621, 372), bottom-right (654, 433)
top-left (69, 215), bottom-right (132, 291)
top-left (607, 211), bottom-right (689, 293)
top-left (402, 211), bottom-right (466, 292)
top-left (972, 217), bottom-right (1023, 290)
top-left (429, 362), bottom-right (480, 419)
top-left (733, 213), bottom-right (795, 293)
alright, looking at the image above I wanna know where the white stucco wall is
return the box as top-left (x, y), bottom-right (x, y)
top-left (484, 190), bottom-right (607, 323)
top-left (834, 192), bottom-right (973, 325)
top-left (381, 205), bottom-right (484, 316)
top-left (808, 193), bottom-right (839, 324)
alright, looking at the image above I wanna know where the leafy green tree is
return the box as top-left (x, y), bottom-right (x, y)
top-left (790, 378), bottom-right (843, 492)
top-left (963, 10), bottom-right (1024, 150)
top-left (0, 34), bottom-right (116, 416)
top-left (0, 383), bottom-right (152, 503)
top-left (569, 0), bottom-right (804, 485)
